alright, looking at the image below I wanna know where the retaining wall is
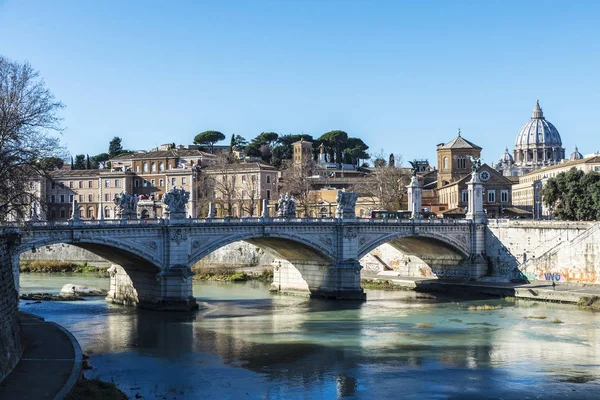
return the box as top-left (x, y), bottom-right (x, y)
top-left (0, 233), bottom-right (23, 382)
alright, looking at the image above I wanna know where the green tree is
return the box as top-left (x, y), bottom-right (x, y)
top-left (73, 154), bottom-right (86, 170)
top-left (194, 130), bottom-right (225, 154)
top-left (108, 136), bottom-right (123, 157)
top-left (318, 130), bottom-right (348, 164)
top-left (245, 132), bottom-right (279, 163)
top-left (37, 157), bottom-right (64, 170)
top-left (543, 168), bottom-right (600, 220)
top-left (343, 137), bottom-right (369, 165)
top-left (86, 154), bottom-right (91, 169)
top-left (91, 153), bottom-right (110, 169)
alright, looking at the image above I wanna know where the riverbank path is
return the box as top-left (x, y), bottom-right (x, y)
top-left (0, 312), bottom-right (82, 399)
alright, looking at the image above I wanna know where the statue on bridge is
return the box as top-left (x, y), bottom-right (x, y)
top-left (335, 190), bottom-right (358, 219)
top-left (163, 187), bottom-right (190, 219)
top-left (277, 193), bottom-right (297, 218)
top-left (113, 192), bottom-right (137, 220)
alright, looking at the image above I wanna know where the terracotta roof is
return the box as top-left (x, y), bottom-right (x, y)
top-left (438, 135), bottom-right (482, 150)
top-left (111, 149), bottom-right (214, 161)
top-left (204, 162), bottom-right (277, 172)
top-left (521, 156), bottom-right (600, 178)
top-left (49, 169), bottom-right (102, 178)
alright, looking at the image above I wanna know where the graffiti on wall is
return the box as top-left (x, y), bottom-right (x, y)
top-left (520, 266), bottom-right (598, 283)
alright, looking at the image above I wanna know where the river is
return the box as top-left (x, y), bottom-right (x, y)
top-left (19, 273), bottom-right (600, 399)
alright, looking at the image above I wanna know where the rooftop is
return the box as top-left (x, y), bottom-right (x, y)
top-left (437, 130), bottom-right (482, 150)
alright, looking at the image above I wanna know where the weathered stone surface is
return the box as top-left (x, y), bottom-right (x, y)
top-left (0, 233), bottom-right (23, 383)
top-left (59, 284), bottom-right (107, 297)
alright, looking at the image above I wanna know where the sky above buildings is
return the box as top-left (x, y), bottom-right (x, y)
top-left (2, 0), bottom-right (599, 165)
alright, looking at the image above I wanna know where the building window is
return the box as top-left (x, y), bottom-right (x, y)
top-left (182, 177), bottom-right (187, 185)
top-left (104, 207), bottom-right (111, 218)
top-left (60, 194), bottom-right (65, 203)
top-left (78, 195), bottom-right (83, 203)
top-left (266, 190), bottom-right (271, 200)
top-left (104, 193), bottom-right (110, 202)
top-left (143, 162), bottom-right (148, 172)
top-left (488, 190), bottom-right (496, 203)
top-left (242, 190), bottom-right (247, 199)
top-left (172, 177), bottom-right (176, 186)
top-left (51, 210), bottom-right (56, 219)
top-left (104, 180), bottom-right (110, 188)
top-left (151, 162), bottom-right (156, 172)
top-left (88, 180), bottom-right (93, 188)
top-left (461, 191), bottom-right (468, 203)
top-left (266, 175), bottom-right (271, 184)
top-left (501, 190), bottom-right (509, 202)
top-left (151, 179), bottom-right (155, 187)
top-left (79, 208), bottom-right (84, 218)
top-left (159, 162), bottom-right (164, 171)
top-left (69, 181), bottom-right (73, 188)
top-left (136, 165), bottom-right (140, 173)
top-left (143, 180), bottom-right (148, 187)
top-left (60, 209), bottom-right (66, 219)
top-left (78, 181), bottom-right (83, 188)
top-left (87, 207), bottom-right (94, 218)
top-left (88, 194), bottom-right (93, 202)
top-left (114, 179), bottom-right (120, 188)
top-left (135, 179), bottom-right (139, 188)
top-left (242, 175), bottom-right (247, 184)
top-left (443, 157), bottom-right (448, 169)
top-left (69, 195), bottom-right (74, 203)
top-left (159, 179), bottom-right (164, 187)
top-left (251, 175), bottom-right (256, 183)
top-left (457, 156), bottom-right (466, 169)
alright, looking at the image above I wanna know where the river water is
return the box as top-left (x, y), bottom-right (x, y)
top-left (19, 273), bottom-right (600, 399)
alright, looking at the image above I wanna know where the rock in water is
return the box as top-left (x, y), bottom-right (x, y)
top-left (60, 284), bottom-right (107, 297)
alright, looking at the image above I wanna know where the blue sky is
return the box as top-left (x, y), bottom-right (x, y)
top-left (2, 0), bottom-right (599, 165)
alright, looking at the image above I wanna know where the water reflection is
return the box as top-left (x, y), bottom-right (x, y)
top-left (18, 274), bottom-right (600, 399)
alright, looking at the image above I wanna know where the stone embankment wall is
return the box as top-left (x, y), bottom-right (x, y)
top-left (21, 243), bottom-right (111, 267)
top-left (20, 241), bottom-right (276, 270)
top-left (487, 220), bottom-right (597, 283)
top-left (0, 233), bottom-right (23, 382)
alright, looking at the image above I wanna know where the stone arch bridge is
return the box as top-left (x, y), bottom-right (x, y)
top-left (5, 217), bottom-right (486, 310)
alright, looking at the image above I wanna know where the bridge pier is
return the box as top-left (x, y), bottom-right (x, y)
top-left (107, 264), bottom-right (198, 311)
top-left (271, 259), bottom-right (365, 300)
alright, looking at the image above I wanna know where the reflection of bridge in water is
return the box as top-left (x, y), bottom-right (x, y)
top-left (5, 217), bottom-right (486, 310)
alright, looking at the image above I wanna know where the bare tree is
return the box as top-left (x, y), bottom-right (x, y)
top-left (279, 159), bottom-right (314, 216)
top-left (209, 153), bottom-right (237, 216)
top-left (0, 56), bottom-right (66, 221)
top-left (240, 174), bottom-right (260, 217)
top-left (355, 152), bottom-right (410, 211)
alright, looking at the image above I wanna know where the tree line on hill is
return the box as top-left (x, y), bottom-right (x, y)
top-left (193, 129), bottom-right (370, 168)
top-left (70, 137), bottom-right (133, 170)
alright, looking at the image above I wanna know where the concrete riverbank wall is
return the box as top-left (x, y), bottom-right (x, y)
top-left (0, 233), bottom-right (24, 382)
top-left (487, 220), bottom-right (599, 283)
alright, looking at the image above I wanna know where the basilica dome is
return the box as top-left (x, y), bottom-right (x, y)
top-left (515, 100), bottom-right (562, 147)
top-left (569, 146), bottom-right (583, 161)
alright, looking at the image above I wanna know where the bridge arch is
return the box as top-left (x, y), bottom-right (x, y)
top-left (187, 231), bottom-right (335, 269)
top-left (358, 231), bottom-right (471, 279)
top-left (18, 234), bottom-right (170, 309)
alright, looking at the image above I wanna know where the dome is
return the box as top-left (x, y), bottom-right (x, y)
top-left (515, 100), bottom-right (562, 148)
top-left (499, 147), bottom-right (514, 163)
top-left (569, 146), bottom-right (583, 161)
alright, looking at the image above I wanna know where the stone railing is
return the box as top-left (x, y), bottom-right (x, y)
top-left (0, 217), bottom-right (475, 229)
